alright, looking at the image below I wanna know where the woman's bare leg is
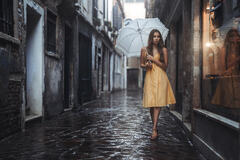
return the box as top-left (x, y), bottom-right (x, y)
top-left (150, 108), bottom-right (154, 123)
top-left (151, 107), bottom-right (161, 139)
top-left (153, 107), bottom-right (161, 130)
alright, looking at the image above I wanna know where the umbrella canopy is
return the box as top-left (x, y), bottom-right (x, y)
top-left (116, 18), bottom-right (169, 57)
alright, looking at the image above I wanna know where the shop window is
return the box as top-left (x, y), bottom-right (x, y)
top-left (47, 10), bottom-right (56, 53)
top-left (0, 0), bottom-right (13, 36)
top-left (202, 0), bottom-right (240, 121)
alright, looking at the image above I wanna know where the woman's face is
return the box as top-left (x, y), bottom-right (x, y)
top-left (153, 32), bottom-right (161, 45)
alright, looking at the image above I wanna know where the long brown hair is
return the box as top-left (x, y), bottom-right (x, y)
top-left (224, 28), bottom-right (240, 47)
top-left (146, 29), bottom-right (165, 56)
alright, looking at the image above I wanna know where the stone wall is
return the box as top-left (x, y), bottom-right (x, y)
top-left (127, 57), bottom-right (139, 68)
top-left (0, 0), bottom-right (25, 139)
top-left (0, 80), bottom-right (22, 139)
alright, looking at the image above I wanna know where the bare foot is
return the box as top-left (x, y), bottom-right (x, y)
top-left (150, 129), bottom-right (158, 140)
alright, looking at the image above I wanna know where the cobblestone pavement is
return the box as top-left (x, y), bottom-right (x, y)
top-left (0, 90), bottom-right (202, 160)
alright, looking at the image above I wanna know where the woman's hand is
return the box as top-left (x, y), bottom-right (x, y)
top-left (146, 55), bottom-right (154, 62)
top-left (146, 61), bottom-right (152, 70)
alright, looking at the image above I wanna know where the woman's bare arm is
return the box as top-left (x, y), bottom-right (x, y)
top-left (140, 47), bottom-right (147, 68)
top-left (162, 48), bottom-right (168, 70)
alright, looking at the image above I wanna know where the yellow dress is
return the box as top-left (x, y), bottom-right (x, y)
top-left (143, 53), bottom-right (176, 107)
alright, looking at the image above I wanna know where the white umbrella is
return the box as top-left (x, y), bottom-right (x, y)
top-left (116, 18), bottom-right (169, 57)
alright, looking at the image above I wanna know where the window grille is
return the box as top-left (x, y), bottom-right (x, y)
top-left (0, 0), bottom-right (13, 36)
top-left (93, 0), bottom-right (98, 19)
top-left (47, 10), bottom-right (56, 53)
top-left (95, 46), bottom-right (97, 70)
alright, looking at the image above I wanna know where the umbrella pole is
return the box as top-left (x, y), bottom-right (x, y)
top-left (137, 20), bottom-right (145, 48)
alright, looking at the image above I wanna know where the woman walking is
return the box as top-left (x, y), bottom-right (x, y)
top-left (140, 29), bottom-right (176, 140)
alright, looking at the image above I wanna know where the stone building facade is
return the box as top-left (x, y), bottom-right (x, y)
top-left (146, 0), bottom-right (240, 159)
top-left (0, 0), bottom-right (125, 140)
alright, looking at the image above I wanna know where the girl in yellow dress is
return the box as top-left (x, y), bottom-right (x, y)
top-left (140, 29), bottom-right (176, 140)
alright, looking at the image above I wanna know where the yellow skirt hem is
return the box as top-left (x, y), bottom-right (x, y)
top-left (143, 102), bottom-right (176, 108)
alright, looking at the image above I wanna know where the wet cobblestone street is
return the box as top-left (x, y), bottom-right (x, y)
top-left (0, 90), bottom-right (202, 160)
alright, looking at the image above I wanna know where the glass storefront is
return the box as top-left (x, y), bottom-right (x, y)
top-left (202, 0), bottom-right (240, 121)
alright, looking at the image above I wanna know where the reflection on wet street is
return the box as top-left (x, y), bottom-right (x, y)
top-left (0, 90), bottom-right (201, 160)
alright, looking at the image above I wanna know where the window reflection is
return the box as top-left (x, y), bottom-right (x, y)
top-left (211, 28), bottom-right (240, 108)
top-left (202, 0), bottom-right (240, 121)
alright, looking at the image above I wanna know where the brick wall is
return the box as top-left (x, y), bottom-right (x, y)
top-left (0, 0), bottom-right (25, 140)
top-left (0, 80), bottom-right (21, 140)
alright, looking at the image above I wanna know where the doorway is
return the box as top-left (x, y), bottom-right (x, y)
top-left (175, 17), bottom-right (183, 114)
top-left (64, 25), bottom-right (72, 108)
top-left (79, 33), bottom-right (92, 103)
top-left (102, 45), bottom-right (108, 91)
top-left (24, 1), bottom-right (44, 120)
top-left (127, 69), bottom-right (139, 89)
top-left (97, 48), bottom-right (101, 96)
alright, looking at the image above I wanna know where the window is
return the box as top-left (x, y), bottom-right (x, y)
top-left (116, 55), bottom-right (121, 73)
top-left (0, 0), bottom-right (13, 36)
top-left (201, 0), bottom-right (240, 121)
top-left (82, 0), bottom-right (88, 12)
top-left (47, 10), bottom-right (56, 53)
top-left (93, 0), bottom-right (98, 18)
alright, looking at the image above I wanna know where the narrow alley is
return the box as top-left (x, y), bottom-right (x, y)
top-left (0, 90), bottom-right (201, 160)
top-left (0, 0), bottom-right (239, 159)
